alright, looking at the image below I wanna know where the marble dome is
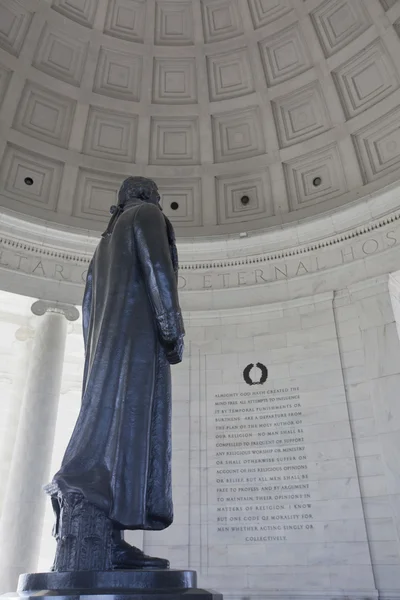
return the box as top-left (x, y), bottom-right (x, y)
top-left (1, 0), bottom-right (400, 238)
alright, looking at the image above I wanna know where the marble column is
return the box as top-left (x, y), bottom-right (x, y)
top-left (0, 325), bottom-right (35, 513)
top-left (0, 301), bottom-right (79, 594)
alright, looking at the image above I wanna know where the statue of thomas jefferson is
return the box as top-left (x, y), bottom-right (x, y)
top-left (45, 176), bottom-right (185, 572)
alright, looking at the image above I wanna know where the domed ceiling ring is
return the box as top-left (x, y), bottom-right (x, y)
top-left (0, 178), bottom-right (400, 309)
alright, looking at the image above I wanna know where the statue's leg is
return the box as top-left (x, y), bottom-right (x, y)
top-left (111, 528), bottom-right (170, 570)
top-left (49, 493), bottom-right (169, 571)
top-left (52, 492), bottom-right (113, 571)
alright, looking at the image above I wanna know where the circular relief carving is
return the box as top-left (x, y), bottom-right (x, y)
top-left (240, 195), bottom-right (250, 205)
top-left (170, 202), bottom-right (179, 210)
top-left (24, 177), bottom-right (34, 186)
top-left (243, 362), bottom-right (268, 386)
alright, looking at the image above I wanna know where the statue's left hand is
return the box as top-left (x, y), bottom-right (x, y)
top-left (164, 336), bottom-right (184, 364)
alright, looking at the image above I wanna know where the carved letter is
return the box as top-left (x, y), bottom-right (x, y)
top-left (385, 230), bottom-right (397, 247)
top-left (341, 246), bottom-right (355, 263)
top-left (32, 261), bottom-right (46, 276)
top-left (0, 251), bottom-right (9, 267)
top-left (81, 270), bottom-right (88, 282)
top-left (362, 239), bottom-right (379, 255)
top-left (55, 264), bottom-right (68, 280)
top-left (219, 273), bottom-right (230, 288)
top-left (203, 274), bottom-right (212, 289)
top-left (255, 269), bottom-right (268, 283)
top-left (274, 264), bottom-right (288, 279)
top-left (238, 272), bottom-right (247, 286)
top-left (296, 261), bottom-right (308, 276)
top-left (178, 275), bottom-right (187, 289)
top-left (15, 254), bottom-right (29, 270)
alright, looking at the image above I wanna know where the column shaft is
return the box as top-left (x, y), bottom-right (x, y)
top-left (0, 302), bottom-right (78, 593)
top-left (0, 327), bottom-right (34, 513)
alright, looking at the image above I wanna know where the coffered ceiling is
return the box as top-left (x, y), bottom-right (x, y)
top-left (0, 0), bottom-right (400, 237)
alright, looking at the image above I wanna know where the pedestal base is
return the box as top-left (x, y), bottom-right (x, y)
top-left (2, 570), bottom-right (222, 600)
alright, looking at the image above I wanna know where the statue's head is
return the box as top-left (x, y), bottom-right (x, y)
top-left (104, 176), bottom-right (177, 274)
top-left (118, 176), bottom-right (160, 206)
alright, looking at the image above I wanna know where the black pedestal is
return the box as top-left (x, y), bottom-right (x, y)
top-left (2, 570), bottom-right (222, 600)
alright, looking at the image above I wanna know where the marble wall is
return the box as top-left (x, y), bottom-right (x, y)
top-left (1, 275), bottom-right (400, 599)
top-left (141, 278), bottom-right (400, 600)
top-left (336, 276), bottom-right (400, 594)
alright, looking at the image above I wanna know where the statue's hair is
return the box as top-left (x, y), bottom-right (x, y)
top-left (118, 176), bottom-right (159, 205)
top-left (102, 177), bottom-right (179, 277)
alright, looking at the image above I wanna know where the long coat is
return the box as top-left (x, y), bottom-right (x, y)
top-left (51, 201), bottom-right (184, 530)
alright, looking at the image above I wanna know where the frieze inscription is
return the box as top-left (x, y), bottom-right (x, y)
top-left (178, 229), bottom-right (398, 290)
top-left (0, 250), bottom-right (88, 284)
top-left (0, 226), bottom-right (399, 291)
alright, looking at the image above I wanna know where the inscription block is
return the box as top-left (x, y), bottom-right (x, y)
top-left (205, 376), bottom-right (364, 552)
top-left (187, 303), bottom-right (372, 595)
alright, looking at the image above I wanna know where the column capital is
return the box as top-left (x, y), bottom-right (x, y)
top-left (31, 300), bottom-right (80, 322)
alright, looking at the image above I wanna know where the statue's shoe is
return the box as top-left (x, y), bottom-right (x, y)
top-left (111, 538), bottom-right (170, 570)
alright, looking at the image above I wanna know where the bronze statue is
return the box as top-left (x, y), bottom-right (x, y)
top-left (45, 177), bottom-right (185, 572)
